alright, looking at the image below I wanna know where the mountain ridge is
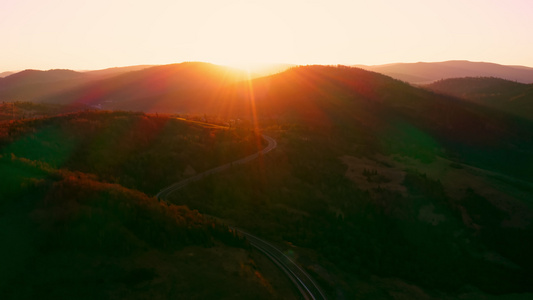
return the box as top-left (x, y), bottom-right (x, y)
top-left (425, 77), bottom-right (533, 120)
top-left (357, 60), bottom-right (533, 84)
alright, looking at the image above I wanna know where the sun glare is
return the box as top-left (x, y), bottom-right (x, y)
top-left (192, 3), bottom-right (295, 70)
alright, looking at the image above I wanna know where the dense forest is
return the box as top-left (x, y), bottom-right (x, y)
top-left (175, 125), bottom-right (533, 298)
top-left (1, 110), bottom-right (262, 194)
top-left (0, 111), bottom-right (290, 299)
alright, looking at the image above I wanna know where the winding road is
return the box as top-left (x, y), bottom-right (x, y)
top-left (155, 132), bottom-right (326, 300)
top-left (233, 228), bottom-right (327, 300)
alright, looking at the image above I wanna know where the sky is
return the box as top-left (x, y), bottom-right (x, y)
top-left (1, 0), bottom-right (532, 71)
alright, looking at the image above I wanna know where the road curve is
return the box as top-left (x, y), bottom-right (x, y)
top-left (155, 133), bottom-right (326, 300)
top-left (156, 134), bottom-right (276, 199)
top-left (233, 228), bottom-right (327, 300)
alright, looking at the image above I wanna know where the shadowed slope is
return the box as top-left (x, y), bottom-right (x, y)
top-left (232, 66), bottom-right (532, 145)
top-left (426, 77), bottom-right (533, 120)
top-left (228, 66), bottom-right (533, 181)
top-left (40, 62), bottom-right (251, 111)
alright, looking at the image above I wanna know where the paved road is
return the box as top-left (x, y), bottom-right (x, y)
top-left (155, 133), bottom-right (326, 300)
top-left (233, 228), bottom-right (327, 300)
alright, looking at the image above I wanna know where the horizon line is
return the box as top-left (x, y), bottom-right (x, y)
top-left (2, 59), bottom-right (533, 74)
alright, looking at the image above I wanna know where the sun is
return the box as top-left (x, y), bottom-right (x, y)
top-left (192, 3), bottom-right (296, 69)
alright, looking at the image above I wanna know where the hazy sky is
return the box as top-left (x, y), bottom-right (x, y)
top-left (1, 0), bottom-right (532, 71)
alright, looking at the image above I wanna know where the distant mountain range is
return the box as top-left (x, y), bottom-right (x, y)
top-left (0, 66), bottom-right (159, 102)
top-left (0, 71), bottom-right (16, 78)
top-left (356, 60), bottom-right (533, 84)
top-left (0, 63), bottom-right (294, 104)
top-left (1, 62), bottom-right (532, 146)
top-left (1, 62), bottom-right (532, 127)
top-left (0, 69), bottom-right (90, 103)
top-left (37, 63), bottom-right (251, 111)
top-left (82, 65), bottom-right (155, 79)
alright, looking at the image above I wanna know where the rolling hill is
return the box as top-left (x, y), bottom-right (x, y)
top-left (227, 64), bottom-right (533, 183)
top-left (9, 62), bottom-right (533, 179)
top-left (0, 64), bottom-right (237, 105)
top-left (82, 65), bottom-right (156, 79)
top-left (357, 60), bottom-right (533, 84)
top-left (36, 62), bottom-right (251, 110)
top-left (0, 69), bottom-right (92, 103)
top-left (425, 77), bottom-right (533, 120)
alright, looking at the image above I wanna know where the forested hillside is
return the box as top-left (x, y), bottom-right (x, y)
top-left (0, 111), bottom-right (288, 299)
top-left (175, 124), bottom-right (533, 299)
top-left (426, 77), bottom-right (533, 120)
top-left (1, 110), bottom-right (261, 194)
